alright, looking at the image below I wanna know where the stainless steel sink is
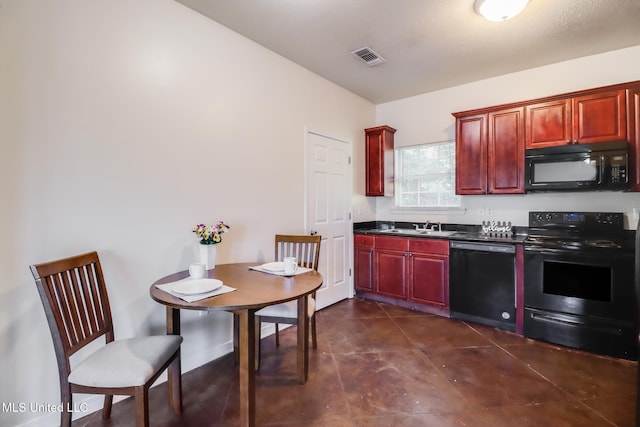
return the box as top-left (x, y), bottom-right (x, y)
top-left (379, 228), bottom-right (423, 235)
top-left (421, 230), bottom-right (457, 237)
top-left (378, 229), bottom-right (457, 237)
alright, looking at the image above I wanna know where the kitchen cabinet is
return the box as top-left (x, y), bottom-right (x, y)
top-left (525, 89), bottom-right (626, 149)
top-left (375, 236), bottom-right (408, 299)
top-left (408, 238), bottom-right (449, 308)
top-left (354, 234), bottom-right (375, 292)
top-left (455, 113), bottom-right (486, 195)
top-left (629, 85), bottom-right (640, 191)
top-left (454, 107), bottom-right (524, 195)
top-left (365, 125), bottom-right (396, 197)
top-left (355, 234), bottom-right (450, 313)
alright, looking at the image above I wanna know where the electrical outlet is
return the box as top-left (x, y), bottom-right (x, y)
top-left (486, 208), bottom-right (494, 216)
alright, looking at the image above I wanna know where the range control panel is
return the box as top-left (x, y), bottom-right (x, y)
top-left (529, 211), bottom-right (624, 231)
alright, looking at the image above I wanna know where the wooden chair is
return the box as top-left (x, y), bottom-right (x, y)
top-left (30, 251), bottom-right (183, 427)
top-left (255, 235), bottom-right (321, 361)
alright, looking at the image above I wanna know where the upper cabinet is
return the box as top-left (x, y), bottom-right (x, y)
top-left (525, 89), bottom-right (627, 149)
top-left (454, 81), bottom-right (640, 194)
top-left (454, 107), bottom-right (524, 195)
top-left (365, 125), bottom-right (396, 197)
top-left (455, 113), bottom-right (487, 195)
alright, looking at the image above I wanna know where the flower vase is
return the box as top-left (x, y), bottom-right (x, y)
top-left (199, 244), bottom-right (217, 270)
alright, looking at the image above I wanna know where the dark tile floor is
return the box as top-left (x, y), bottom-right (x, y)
top-left (74, 297), bottom-right (638, 426)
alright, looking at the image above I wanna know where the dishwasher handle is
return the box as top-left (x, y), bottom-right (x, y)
top-left (450, 241), bottom-right (516, 254)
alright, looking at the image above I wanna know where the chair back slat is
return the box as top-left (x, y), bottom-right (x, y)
top-left (31, 252), bottom-right (113, 359)
top-left (275, 235), bottom-right (321, 271)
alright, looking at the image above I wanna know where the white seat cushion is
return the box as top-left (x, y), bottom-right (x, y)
top-left (68, 335), bottom-right (182, 388)
top-left (256, 296), bottom-right (316, 319)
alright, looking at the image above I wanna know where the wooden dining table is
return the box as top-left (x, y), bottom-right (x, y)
top-left (150, 262), bottom-right (323, 427)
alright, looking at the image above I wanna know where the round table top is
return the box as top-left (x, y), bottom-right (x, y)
top-left (150, 262), bottom-right (323, 312)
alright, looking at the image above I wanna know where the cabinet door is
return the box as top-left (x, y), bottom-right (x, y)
top-left (409, 253), bottom-right (449, 308)
top-left (365, 126), bottom-right (396, 197)
top-left (488, 107), bottom-right (525, 194)
top-left (573, 90), bottom-right (626, 144)
top-left (455, 113), bottom-right (487, 194)
top-left (525, 99), bottom-right (572, 148)
top-left (629, 86), bottom-right (640, 192)
top-left (354, 246), bottom-right (374, 291)
top-left (375, 249), bottom-right (407, 299)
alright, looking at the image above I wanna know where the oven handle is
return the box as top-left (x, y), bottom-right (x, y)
top-left (523, 246), bottom-right (569, 255)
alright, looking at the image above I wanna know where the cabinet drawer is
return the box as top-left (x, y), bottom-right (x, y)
top-left (354, 234), bottom-right (375, 248)
top-left (410, 238), bottom-right (449, 255)
top-left (375, 235), bottom-right (409, 251)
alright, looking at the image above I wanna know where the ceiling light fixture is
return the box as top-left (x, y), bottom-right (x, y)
top-left (474, 0), bottom-right (530, 22)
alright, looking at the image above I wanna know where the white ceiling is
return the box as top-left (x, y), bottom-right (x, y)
top-left (176, 0), bottom-right (640, 104)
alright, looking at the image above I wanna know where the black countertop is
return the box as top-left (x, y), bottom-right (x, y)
top-left (354, 221), bottom-right (528, 244)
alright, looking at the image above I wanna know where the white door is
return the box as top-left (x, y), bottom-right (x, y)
top-left (305, 130), bottom-right (352, 309)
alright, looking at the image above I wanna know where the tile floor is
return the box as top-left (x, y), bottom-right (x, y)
top-left (73, 297), bottom-right (638, 426)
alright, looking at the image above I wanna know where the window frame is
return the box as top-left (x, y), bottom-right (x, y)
top-left (394, 140), bottom-right (462, 211)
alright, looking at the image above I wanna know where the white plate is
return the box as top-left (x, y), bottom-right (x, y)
top-left (171, 278), bottom-right (223, 295)
top-left (261, 262), bottom-right (285, 272)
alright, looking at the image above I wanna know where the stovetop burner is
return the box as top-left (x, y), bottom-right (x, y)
top-left (524, 211), bottom-right (630, 252)
top-left (525, 235), bottom-right (622, 249)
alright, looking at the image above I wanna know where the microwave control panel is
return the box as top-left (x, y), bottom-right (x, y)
top-left (609, 155), bottom-right (627, 184)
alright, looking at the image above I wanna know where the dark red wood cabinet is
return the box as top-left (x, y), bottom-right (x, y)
top-left (365, 125), bottom-right (396, 197)
top-left (455, 114), bottom-right (487, 195)
top-left (488, 107), bottom-right (525, 194)
top-left (354, 234), bottom-right (375, 292)
top-left (454, 107), bottom-right (524, 195)
top-left (374, 236), bottom-right (408, 299)
top-left (525, 89), bottom-right (627, 149)
top-left (355, 234), bottom-right (450, 313)
top-left (408, 239), bottom-right (449, 308)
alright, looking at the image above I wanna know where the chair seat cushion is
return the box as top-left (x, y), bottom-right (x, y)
top-left (68, 335), bottom-right (183, 388)
top-left (256, 296), bottom-right (315, 318)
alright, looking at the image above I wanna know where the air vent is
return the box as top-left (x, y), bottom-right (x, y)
top-left (351, 47), bottom-right (386, 66)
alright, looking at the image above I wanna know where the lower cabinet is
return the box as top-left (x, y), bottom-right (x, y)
top-left (355, 234), bottom-right (450, 314)
top-left (354, 234), bottom-right (374, 292)
top-left (408, 239), bottom-right (449, 308)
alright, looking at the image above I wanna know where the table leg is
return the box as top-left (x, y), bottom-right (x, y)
top-left (237, 308), bottom-right (257, 427)
top-left (166, 307), bottom-right (182, 414)
top-left (296, 296), bottom-right (309, 384)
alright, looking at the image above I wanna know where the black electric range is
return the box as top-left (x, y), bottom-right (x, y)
top-left (523, 211), bottom-right (636, 360)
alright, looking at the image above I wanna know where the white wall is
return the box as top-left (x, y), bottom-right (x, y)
top-left (373, 45), bottom-right (640, 229)
top-left (0, 1), bottom-right (374, 426)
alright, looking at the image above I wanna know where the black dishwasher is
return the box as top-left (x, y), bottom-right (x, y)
top-left (449, 241), bottom-right (516, 331)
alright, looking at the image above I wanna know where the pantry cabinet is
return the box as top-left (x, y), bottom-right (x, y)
top-left (525, 89), bottom-right (626, 149)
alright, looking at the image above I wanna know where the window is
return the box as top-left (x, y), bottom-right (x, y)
top-left (396, 141), bottom-right (461, 208)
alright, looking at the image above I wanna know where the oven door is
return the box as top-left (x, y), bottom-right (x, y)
top-left (525, 152), bottom-right (602, 192)
top-left (524, 246), bottom-right (634, 322)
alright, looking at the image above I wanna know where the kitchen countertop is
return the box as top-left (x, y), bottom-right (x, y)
top-left (354, 221), bottom-right (528, 244)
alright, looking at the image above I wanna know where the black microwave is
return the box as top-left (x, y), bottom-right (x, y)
top-left (525, 140), bottom-right (629, 192)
